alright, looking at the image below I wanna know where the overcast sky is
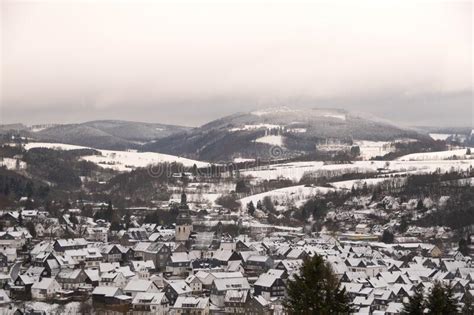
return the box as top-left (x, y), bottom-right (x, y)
top-left (1, 0), bottom-right (472, 127)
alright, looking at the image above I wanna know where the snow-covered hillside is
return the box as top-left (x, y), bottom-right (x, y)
top-left (354, 141), bottom-right (394, 160)
top-left (239, 185), bottom-right (334, 211)
top-left (241, 159), bottom-right (474, 182)
top-left (397, 148), bottom-right (473, 161)
top-left (23, 142), bottom-right (212, 172)
top-left (254, 135), bottom-right (285, 146)
top-left (0, 158), bottom-right (26, 170)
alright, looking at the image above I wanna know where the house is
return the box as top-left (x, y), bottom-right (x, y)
top-left (164, 280), bottom-right (192, 305)
top-left (64, 249), bottom-right (87, 266)
top-left (131, 260), bottom-right (155, 279)
top-left (101, 244), bottom-right (129, 263)
top-left (86, 227), bottom-right (108, 243)
top-left (166, 252), bottom-right (193, 276)
top-left (10, 274), bottom-right (34, 299)
top-left (3, 247), bottom-right (17, 263)
top-left (0, 289), bottom-right (11, 306)
top-left (276, 259), bottom-right (303, 275)
top-left (133, 242), bottom-right (171, 271)
top-left (123, 279), bottom-right (160, 298)
top-left (243, 295), bottom-right (272, 315)
top-left (53, 238), bottom-right (88, 252)
top-left (245, 255), bottom-right (274, 276)
top-left (210, 277), bottom-right (250, 307)
top-left (120, 228), bottom-right (149, 246)
top-left (286, 248), bottom-right (308, 260)
top-left (56, 269), bottom-right (88, 291)
top-left (92, 286), bottom-right (123, 304)
top-left (0, 231), bottom-right (30, 249)
top-left (185, 274), bottom-right (203, 293)
top-left (254, 273), bottom-right (286, 301)
top-left (84, 269), bottom-right (100, 288)
top-left (224, 289), bottom-right (249, 314)
top-left (212, 249), bottom-right (242, 266)
top-left (31, 278), bottom-right (61, 300)
top-left (131, 292), bottom-right (170, 315)
top-left (100, 271), bottom-right (128, 289)
top-left (84, 248), bottom-right (103, 268)
top-left (170, 296), bottom-right (209, 315)
top-left (0, 253), bottom-right (8, 272)
top-left (35, 223), bottom-right (46, 238)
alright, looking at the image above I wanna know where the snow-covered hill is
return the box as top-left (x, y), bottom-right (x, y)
top-left (144, 107), bottom-right (424, 162)
top-left (24, 142), bottom-right (212, 172)
top-left (397, 148), bottom-right (473, 161)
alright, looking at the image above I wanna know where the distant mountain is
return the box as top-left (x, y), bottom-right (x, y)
top-left (27, 120), bottom-right (190, 150)
top-left (144, 107), bottom-right (426, 161)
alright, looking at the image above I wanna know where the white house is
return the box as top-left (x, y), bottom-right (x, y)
top-left (123, 279), bottom-right (160, 298)
top-left (131, 292), bottom-right (170, 315)
top-left (31, 278), bottom-right (61, 300)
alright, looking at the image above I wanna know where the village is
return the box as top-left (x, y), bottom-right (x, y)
top-left (0, 182), bottom-right (471, 315)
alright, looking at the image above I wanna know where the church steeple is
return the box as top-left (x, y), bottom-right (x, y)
top-left (175, 191), bottom-right (192, 241)
top-left (180, 192), bottom-right (188, 208)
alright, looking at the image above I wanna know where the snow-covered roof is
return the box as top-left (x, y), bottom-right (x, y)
top-left (32, 278), bottom-right (57, 290)
top-left (124, 279), bottom-right (154, 292)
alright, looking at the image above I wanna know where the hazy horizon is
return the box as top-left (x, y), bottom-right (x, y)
top-left (1, 0), bottom-right (472, 127)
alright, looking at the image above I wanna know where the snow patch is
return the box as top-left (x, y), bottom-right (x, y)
top-left (354, 141), bottom-right (394, 160)
top-left (323, 113), bottom-right (346, 120)
top-left (23, 142), bottom-right (212, 171)
top-left (397, 148), bottom-right (473, 161)
top-left (229, 124), bottom-right (282, 132)
top-left (254, 135), bottom-right (284, 146)
top-left (429, 133), bottom-right (452, 141)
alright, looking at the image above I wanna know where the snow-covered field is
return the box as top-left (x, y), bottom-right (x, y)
top-left (354, 141), bottom-right (394, 160)
top-left (429, 133), bottom-right (452, 141)
top-left (240, 161), bottom-right (325, 181)
top-left (241, 159), bottom-right (474, 182)
top-left (233, 157), bottom-right (256, 163)
top-left (397, 148), bottom-right (473, 161)
top-left (239, 185), bottom-right (334, 210)
top-left (329, 178), bottom-right (391, 190)
top-left (0, 158), bottom-right (26, 170)
top-left (23, 142), bottom-right (212, 171)
top-left (254, 135), bottom-right (284, 146)
top-left (229, 124), bottom-right (282, 132)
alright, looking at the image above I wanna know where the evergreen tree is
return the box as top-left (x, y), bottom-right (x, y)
top-left (361, 182), bottom-right (368, 194)
top-left (416, 199), bottom-right (424, 211)
top-left (69, 213), bottom-right (79, 225)
top-left (425, 282), bottom-right (458, 315)
top-left (462, 293), bottom-right (474, 315)
top-left (284, 255), bottom-right (351, 314)
top-left (402, 286), bottom-right (425, 315)
top-left (459, 237), bottom-right (469, 256)
top-left (381, 230), bottom-right (395, 244)
top-left (247, 201), bottom-right (256, 216)
top-left (25, 221), bottom-right (37, 238)
top-left (18, 210), bottom-right (23, 227)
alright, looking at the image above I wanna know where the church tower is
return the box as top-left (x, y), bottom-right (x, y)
top-left (175, 192), bottom-right (193, 242)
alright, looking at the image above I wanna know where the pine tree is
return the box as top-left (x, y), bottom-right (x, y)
top-left (402, 286), bottom-right (425, 315)
top-left (462, 293), bottom-right (474, 315)
top-left (425, 282), bottom-right (458, 315)
top-left (284, 255), bottom-right (351, 314)
top-left (247, 201), bottom-right (255, 216)
top-left (18, 210), bottom-right (23, 227)
top-left (459, 237), bottom-right (469, 256)
top-left (381, 229), bottom-right (395, 244)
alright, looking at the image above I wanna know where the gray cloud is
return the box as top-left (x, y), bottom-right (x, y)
top-left (1, 0), bottom-right (472, 127)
